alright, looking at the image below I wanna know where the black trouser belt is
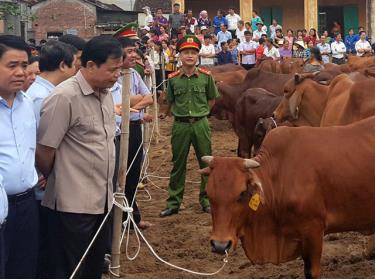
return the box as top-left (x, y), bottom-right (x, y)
top-left (175, 116), bottom-right (205, 123)
top-left (130, 120), bottom-right (142, 125)
top-left (7, 188), bottom-right (33, 204)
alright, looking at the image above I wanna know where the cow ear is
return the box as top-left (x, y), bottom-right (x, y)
top-left (198, 167), bottom-right (211, 176)
top-left (247, 172), bottom-right (265, 204)
top-left (288, 89), bottom-right (304, 120)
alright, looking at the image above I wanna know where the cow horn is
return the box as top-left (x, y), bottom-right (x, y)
top-left (244, 159), bottom-right (260, 169)
top-left (202, 156), bottom-right (214, 164)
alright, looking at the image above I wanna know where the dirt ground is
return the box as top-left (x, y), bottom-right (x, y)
top-left (111, 117), bottom-right (375, 279)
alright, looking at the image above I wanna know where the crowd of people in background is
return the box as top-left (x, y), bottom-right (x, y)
top-left (138, 4), bottom-right (375, 77)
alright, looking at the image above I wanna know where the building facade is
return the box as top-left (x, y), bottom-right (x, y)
top-left (169, 0), bottom-right (374, 39)
top-left (31, 0), bottom-right (138, 41)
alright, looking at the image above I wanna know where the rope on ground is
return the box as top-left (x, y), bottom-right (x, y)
top-left (109, 193), bottom-right (229, 277)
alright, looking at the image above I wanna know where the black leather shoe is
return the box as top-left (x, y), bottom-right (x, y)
top-left (202, 206), bottom-right (211, 214)
top-left (160, 208), bottom-right (179, 218)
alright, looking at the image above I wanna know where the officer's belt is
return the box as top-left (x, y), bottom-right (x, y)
top-left (175, 116), bottom-right (205, 124)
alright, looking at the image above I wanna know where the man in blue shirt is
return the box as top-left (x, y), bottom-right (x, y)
top-left (217, 23), bottom-right (232, 49)
top-left (112, 37), bottom-right (153, 228)
top-left (345, 28), bottom-right (357, 54)
top-left (27, 40), bottom-right (76, 279)
top-left (0, 35), bottom-right (38, 279)
top-left (212, 9), bottom-right (228, 34)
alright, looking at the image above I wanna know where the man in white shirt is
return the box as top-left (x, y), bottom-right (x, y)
top-left (269, 19), bottom-right (282, 40)
top-left (235, 20), bottom-right (246, 43)
top-left (238, 31), bottom-right (258, 70)
top-left (226, 8), bottom-right (241, 38)
top-left (199, 35), bottom-right (216, 66)
top-left (263, 38), bottom-right (280, 60)
top-left (331, 33), bottom-right (347, 64)
top-left (253, 22), bottom-right (267, 42)
top-left (317, 35), bottom-right (331, 64)
top-left (355, 31), bottom-right (372, 57)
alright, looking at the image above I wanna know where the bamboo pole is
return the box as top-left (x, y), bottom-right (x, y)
top-left (151, 50), bottom-right (160, 144)
top-left (111, 69), bottom-right (132, 278)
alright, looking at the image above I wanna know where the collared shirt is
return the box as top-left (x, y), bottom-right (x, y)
top-left (238, 40), bottom-right (258, 65)
top-left (264, 46), bottom-right (280, 60)
top-left (217, 31), bottom-right (232, 46)
top-left (27, 75), bottom-right (56, 200)
top-left (153, 16), bottom-right (168, 34)
top-left (345, 35), bottom-right (356, 54)
top-left (38, 70), bottom-right (116, 214)
top-left (226, 13), bottom-right (241, 30)
top-left (0, 174), bottom-right (7, 225)
top-left (212, 16), bottom-right (228, 34)
top-left (331, 41), bottom-right (347, 59)
top-left (251, 16), bottom-right (262, 32)
top-left (317, 43), bottom-right (331, 64)
top-left (200, 44), bottom-right (216, 65)
top-left (169, 12), bottom-right (185, 30)
top-left (113, 68), bottom-right (151, 124)
top-left (235, 28), bottom-right (246, 43)
top-left (27, 75), bottom-right (55, 125)
top-left (253, 30), bottom-right (266, 40)
top-left (355, 40), bottom-right (372, 56)
top-left (167, 68), bottom-right (220, 117)
top-left (217, 51), bottom-right (233, 65)
top-left (278, 47), bottom-right (292, 58)
top-left (0, 92), bottom-right (38, 195)
top-left (269, 24), bottom-right (282, 40)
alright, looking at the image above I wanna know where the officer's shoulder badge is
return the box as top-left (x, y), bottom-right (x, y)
top-left (168, 70), bottom-right (181, 79)
top-left (198, 67), bottom-right (212, 76)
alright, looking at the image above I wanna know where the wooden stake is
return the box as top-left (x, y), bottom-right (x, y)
top-left (111, 69), bottom-right (132, 278)
top-left (150, 50), bottom-right (160, 144)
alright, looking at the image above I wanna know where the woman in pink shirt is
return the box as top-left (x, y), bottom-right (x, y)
top-left (158, 26), bottom-right (169, 42)
top-left (284, 29), bottom-right (294, 51)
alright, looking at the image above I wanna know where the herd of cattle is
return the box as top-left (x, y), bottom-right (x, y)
top-left (195, 57), bottom-right (375, 279)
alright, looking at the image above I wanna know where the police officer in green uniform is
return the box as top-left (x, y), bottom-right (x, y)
top-left (160, 35), bottom-right (220, 217)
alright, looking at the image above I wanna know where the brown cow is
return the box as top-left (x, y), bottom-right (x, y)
top-left (273, 73), bottom-right (329, 126)
top-left (232, 89), bottom-right (281, 158)
top-left (212, 69), bottom-right (247, 83)
top-left (201, 116), bottom-right (375, 279)
top-left (320, 74), bottom-right (375, 126)
top-left (259, 58), bottom-right (304, 74)
top-left (206, 64), bottom-right (244, 74)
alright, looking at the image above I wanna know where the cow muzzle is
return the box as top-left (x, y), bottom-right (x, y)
top-left (210, 240), bottom-right (232, 255)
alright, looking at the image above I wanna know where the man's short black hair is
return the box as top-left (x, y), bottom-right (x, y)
top-left (220, 41), bottom-right (227, 48)
top-left (359, 30), bottom-right (366, 36)
top-left (29, 55), bottom-right (40, 65)
top-left (244, 30), bottom-right (251, 36)
top-left (204, 34), bottom-right (211, 40)
top-left (173, 3), bottom-right (180, 6)
top-left (259, 38), bottom-right (265, 44)
top-left (117, 37), bottom-right (137, 49)
top-left (59, 34), bottom-right (86, 51)
top-left (334, 32), bottom-right (341, 38)
top-left (81, 36), bottom-right (122, 67)
top-left (0, 35), bottom-right (31, 59)
top-left (39, 41), bottom-right (75, 72)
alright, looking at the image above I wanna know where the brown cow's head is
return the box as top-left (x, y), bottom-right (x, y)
top-left (253, 117), bottom-right (278, 155)
top-left (273, 72), bottom-right (318, 122)
top-left (199, 156), bottom-right (264, 255)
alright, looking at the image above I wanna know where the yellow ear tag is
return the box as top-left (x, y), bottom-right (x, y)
top-left (249, 193), bottom-right (261, 211)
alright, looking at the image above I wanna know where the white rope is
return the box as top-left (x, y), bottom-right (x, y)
top-left (109, 194), bottom-right (229, 277)
top-left (69, 209), bottom-right (112, 279)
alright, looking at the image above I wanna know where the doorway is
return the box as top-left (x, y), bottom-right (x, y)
top-left (318, 6), bottom-right (343, 37)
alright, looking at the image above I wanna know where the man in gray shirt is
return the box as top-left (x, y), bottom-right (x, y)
top-left (169, 3), bottom-right (185, 39)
